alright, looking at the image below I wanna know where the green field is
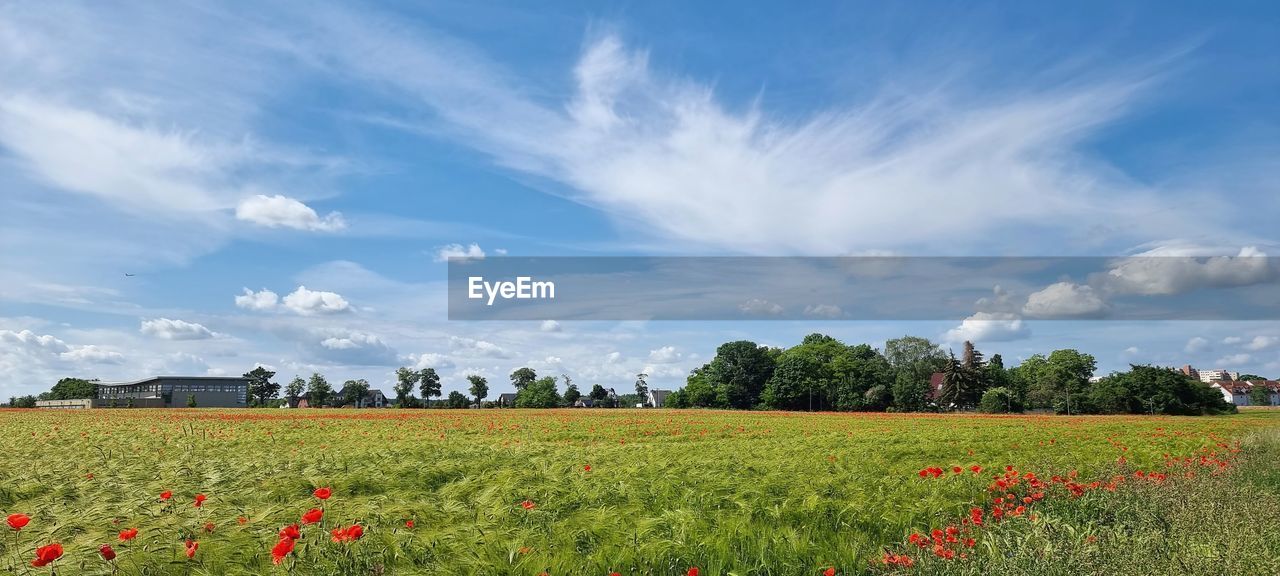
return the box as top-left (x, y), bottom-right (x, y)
top-left (2, 408), bottom-right (1279, 575)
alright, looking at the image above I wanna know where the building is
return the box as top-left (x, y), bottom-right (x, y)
top-left (648, 389), bottom-right (672, 408)
top-left (495, 393), bottom-right (519, 407)
top-left (37, 376), bottom-right (250, 409)
top-left (1210, 380), bottom-right (1280, 407)
top-left (334, 385), bottom-right (389, 408)
top-left (1197, 369), bottom-right (1239, 383)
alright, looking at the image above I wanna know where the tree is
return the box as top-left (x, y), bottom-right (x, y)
top-left (1044, 349), bottom-right (1097, 415)
top-left (680, 366), bottom-right (721, 408)
top-left (937, 351), bottom-right (966, 410)
top-left (306, 373), bottom-right (333, 407)
top-left (884, 336), bottom-right (946, 411)
top-left (979, 387), bottom-right (1021, 413)
top-left (467, 375), bottom-right (489, 407)
top-left (394, 367), bottom-right (418, 406)
top-left (47, 377), bottom-right (98, 400)
top-left (418, 368), bottom-right (442, 404)
top-left (9, 395), bottom-right (37, 408)
top-left (243, 366), bottom-right (279, 407)
top-left (445, 391), bottom-right (470, 409)
top-left (761, 352), bottom-right (824, 410)
top-left (285, 376), bottom-right (305, 402)
top-left (1238, 374), bottom-right (1266, 382)
top-left (1250, 383), bottom-right (1273, 406)
top-left (562, 375), bottom-right (582, 406)
top-left (635, 373), bottom-right (649, 405)
top-left (938, 341), bottom-right (987, 410)
top-left (589, 384), bottom-right (609, 401)
top-left (515, 376), bottom-right (561, 408)
top-left (186, 394), bottom-right (198, 408)
top-left (343, 379), bottom-right (370, 407)
top-left (510, 367), bottom-right (538, 391)
top-left (1091, 365), bottom-right (1235, 415)
top-left (705, 340), bottom-right (777, 409)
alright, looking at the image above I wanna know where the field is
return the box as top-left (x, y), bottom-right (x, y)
top-left (2, 409), bottom-right (1279, 575)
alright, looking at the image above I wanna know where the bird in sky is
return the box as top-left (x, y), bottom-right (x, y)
top-left (124, 273), bottom-right (135, 277)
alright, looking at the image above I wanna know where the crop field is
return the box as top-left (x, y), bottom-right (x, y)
top-left (1, 409), bottom-right (1279, 575)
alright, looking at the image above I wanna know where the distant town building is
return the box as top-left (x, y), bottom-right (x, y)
top-left (1211, 380), bottom-right (1280, 407)
top-left (648, 389), bottom-right (672, 408)
top-left (495, 393), bottom-right (519, 407)
top-left (36, 376), bottom-right (250, 409)
top-left (1180, 365), bottom-right (1240, 383)
top-left (334, 385), bottom-right (389, 408)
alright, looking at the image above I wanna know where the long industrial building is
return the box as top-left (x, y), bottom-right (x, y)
top-left (35, 376), bottom-right (251, 409)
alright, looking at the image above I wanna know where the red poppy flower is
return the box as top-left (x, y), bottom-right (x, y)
top-left (271, 537), bottom-right (296, 565)
top-left (405, 520), bottom-right (414, 528)
top-left (193, 494), bottom-right (207, 508)
top-left (951, 466), bottom-right (962, 474)
top-left (583, 465), bottom-right (591, 472)
top-left (610, 573), bottom-right (621, 576)
top-left (969, 465), bottom-right (982, 474)
top-left (521, 500), bottom-right (536, 510)
top-left (6, 513), bottom-right (30, 531)
top-left (184, 539), bottom-right (198, 559)
top-left (237, 516), bottom-right (248, 524)
top-left (99, 544), bottom-right (117, 561)
top-left (278, 524), bottom-right (301, 540)
top-left (301, 508), bottom-right (323, 525)
top-left (824, 567), bottom-right (836, 576)
top-left (118, 528), bottom-right (138, 541)
top-left (313, 487), bottom-right (332, 500)
top-left (330, 524), bottom-right (363, 543)
top-left (687, 568), bottom-right (699, 576)
top-left (31, 543), bottom-right (63, 567)
top-left (159, 490), bottom-right (172, 501)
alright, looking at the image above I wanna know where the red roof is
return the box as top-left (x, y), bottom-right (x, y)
top-left (1213, 380), bottom-right (1279, 394)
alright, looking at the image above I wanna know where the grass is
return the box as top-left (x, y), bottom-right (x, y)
top-left (0, 408), bottom-right (1277, 575)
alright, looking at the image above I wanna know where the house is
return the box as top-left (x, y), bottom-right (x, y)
top-left (495, 393), bottom-right (519, 407)
top-left (282, 397), bottom-right (311, 409)
top-left (1211, 380), bottom-right (1280, 407)
top-left (574, 398), bottom-right (595, 408)
top-left (38, 376), bottom-right (251, 409)
top-left (928, 372), bottom-right (946, 399)
top-left (334, 386), bottom-right (389, 408)
top-left (648, 389), bottom-right (672, 408)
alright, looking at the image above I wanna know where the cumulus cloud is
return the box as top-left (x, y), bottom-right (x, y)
top-left (1215, 353), bottom-right (1252, 366)
top-left (235, 194), bottom-right (346, 232)
top-left (1, 329), bottom-right (70, 354)
top-left (1184, 337), bottom-right (1210, 354)
top-left (604, 351), bottom-right (622, 363)
top-left (803, 304), bottom-right (844, 319)
top-left (448, 336), bottom-right (512, 358)
top-left (1123, 346), bottom-right (1140, 355)
top-left (409, 353), bottom-right (455, 370)
top-left (235, 288), bottom-right (279, 311)
top-left (648, 346), bottom-right (682, 363)
top-left (282, 286), bottom-right (351, 315)
top-left (60, 345), bottom-right (125, 364)
top-left (139, 317), bottom-right (215, 340)
top-left (434, 243), bottom-right (485, 262)
top-left (1022, 282), bottom-right (1108, 318)
top-left (943, 312), bottom-right (1030, 343)
top-left (308, 329), bottom-right (397, 365)
top-left (1103, 246), bottom-right (1274, 296)
top-left (739, 299), bottom-right (783, 316)
top-left (1244, 336), bottom-right (1278, 352)
top-left (540, 320), bottom-right (562, 332)
top-left (0, 329), bottom-right (123, 364)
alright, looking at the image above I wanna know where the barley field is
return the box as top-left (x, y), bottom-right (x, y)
top-left (2, 408), bottom-right (1279, 575)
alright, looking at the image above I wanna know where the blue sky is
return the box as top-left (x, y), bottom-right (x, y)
top-left (1, 1), bottom-right (1278, 398)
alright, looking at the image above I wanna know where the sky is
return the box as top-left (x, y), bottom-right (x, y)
top-left (1, 1), bottom-right (1278, 398)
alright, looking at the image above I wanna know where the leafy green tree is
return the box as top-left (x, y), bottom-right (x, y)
top-left (285, 376), bottom-right (305, 402)
top-left (515, 376), bottom-right (561, 408)
top-left (562, 376), bottom-right (582, 406)
top-left (862, 385), bottom-right (893, 411)
top-left (1238, 374), bottom-right (1266, 382)
top-left (243, 366), bottom-right (279, 407)
top-left (9, 395), bottom-right (37, 408)
top-left (1092, 365), bottom-right (1234, 415)
top-left (47, 377), bottom-right (98, 400)
top-left (1249, 383), bottom-right (1273, 406)
top-left (186, 394), bottom-right (197, 408)
top-left (306, 373), bottom-right (333, 407)
top-left (510, 367), bottom-right (538, 391)
top-left (885, 336), bottom-right (946, 411)
top-left (589, 384), bottom-right (609, 401)
top-left (445, 391), bottom-right (470, 408)
top-left (394, 367), bottom-right (418, 406)
top-left (343, 379), bottom-right (371, 407)
top-left (681, 366), bottom-right (721, 408)
top-left (467, 375), bottom-right (489, 407)
top-left (634, 373), bottom-right (649, 405)
top-left (939, 341), bottom-right (988, 410)
top-left (418, 368), bottom-right (442, 403)
top-left (830, 344), bottom-right (893, 411)
top-left (706, 340), bottom-right (776, 409)
top-left (664, 389), bottom-right (689, 408)
top-left (979, 387), bottom-right (1021, 413)
top-left (761, 352), bottom-right (824, 410)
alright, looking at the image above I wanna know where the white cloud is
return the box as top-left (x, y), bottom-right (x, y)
top-left (1123, 346), bottom-right (1140, 355)
top-left (1223, 336), bottom-right (1244, 345)
top-left (1184, 337), bottom-right (1210, 354)
top-left (59, 345), bottom-right (124, 364)
top-left (308, 329), bottom-right (397, 366)
top-left (1103, 246), bottom-right (1274, 296)
top-left (235, 194), bottom-right (346, 232)
top-left (434, 243), bottom-right (485, 262)
top-left (1214, 353), bottom-right (1252, 366)
top-left (139, 317), bottom-right (214, 340)
top-left (944, 312), bottom-right (1030, 343)
top-left (803, 304), bottom-right (844, 319)
top-left (605, 351), bottom-right (622, 363)
top-left (0, 329), bottom-right (123, 364)
top-left (235, 288), bottom-right (279, 311)
top-left (0, 329), bottom-right (70, 354)
top-left (1244, 336), bottom-right (1278, 352)
top-left (409, 353), bottom-right (455, 370)
top-left (1022, 282), bottom-right (1108, 318)
top-left (540, 320), bottom-right (562, 332)
top-left (739, 299), bottom-right (783, 316)
top-left (282, 286), bottom-right (351, 315)
top-left (448, 336), bottom-right (512, 358)
top-left (648, 346), bottom-right (682, 363)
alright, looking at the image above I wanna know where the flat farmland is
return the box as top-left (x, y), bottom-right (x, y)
top-left (2, 409), bottom-right (1278, 575)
